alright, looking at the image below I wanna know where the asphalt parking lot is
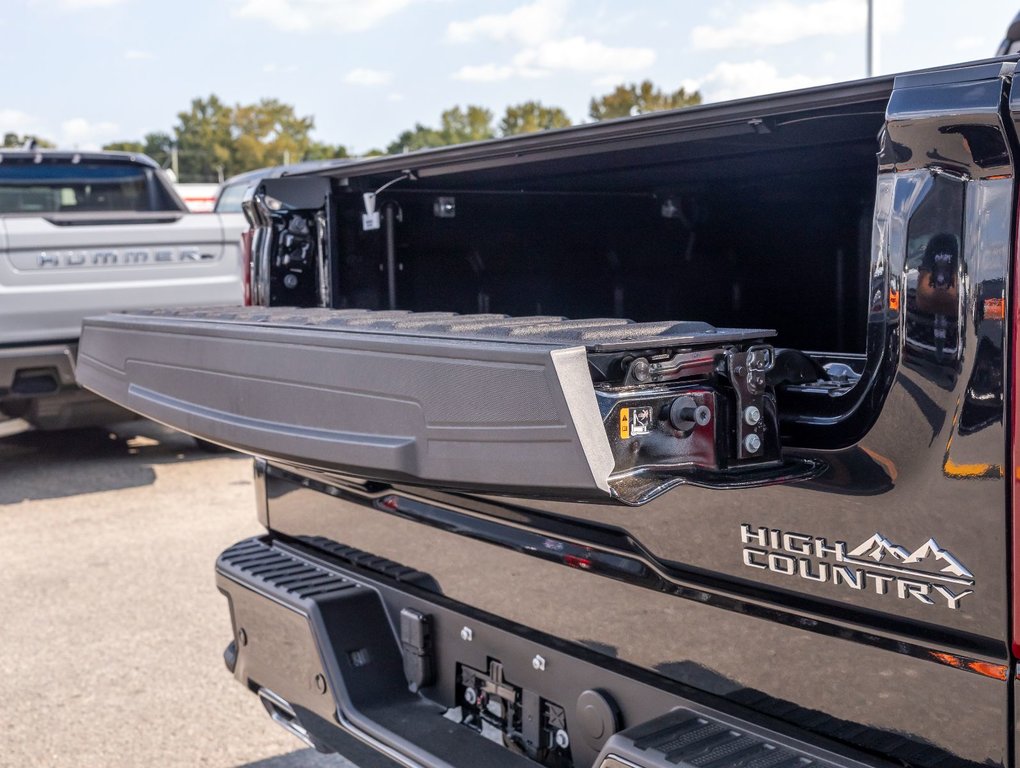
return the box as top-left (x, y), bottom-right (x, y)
top-left (0, 418), bottom-right (355, 768)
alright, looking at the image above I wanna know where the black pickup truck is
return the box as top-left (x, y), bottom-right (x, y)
top-left (77, 58), bottom-right (1020, 768)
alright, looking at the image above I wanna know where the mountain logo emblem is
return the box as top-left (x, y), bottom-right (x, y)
top-left (848, 534), bottom-right (973, 580)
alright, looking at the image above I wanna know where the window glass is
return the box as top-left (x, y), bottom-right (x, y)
top-left (214, 181), bottom-right (251, 213)
top-left (0, 162), bottom-right (155, 213)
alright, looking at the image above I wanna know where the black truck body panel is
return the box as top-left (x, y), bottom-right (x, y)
top-left (78, 58), bottom-right (1020, 768)
top-left (259, 466), bottom-right (1007, 767)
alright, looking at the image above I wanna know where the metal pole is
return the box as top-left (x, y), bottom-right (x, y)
top-left (866, 0), bottom-right (874, 78)
top-left (385, 205), bottom-right (397, 310)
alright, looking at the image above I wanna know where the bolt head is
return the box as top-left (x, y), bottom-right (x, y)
top-left (744, 433), bottom-right (762, 453)
top-left (744, 406), bottom-right (761, 426)
top-left (632, 359), bottom-right (651, 382)
top-left (555, 729), bottom-right (570, 749)
top-left (532, 655), bottom-right (546, 671)
top-left (460, 626), bottom-right (473, 642)
top-left (464, 687), bottom-right (477, 706)
top-left (315, 674), bottom-right (328, 694)
top-left (238, 628), bottom-right (248, 646)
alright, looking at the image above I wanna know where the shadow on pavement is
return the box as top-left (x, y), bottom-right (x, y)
top-left (0, 418), bottom-right (244, 504)
top-left (235, 748), bottom-right (356, 767)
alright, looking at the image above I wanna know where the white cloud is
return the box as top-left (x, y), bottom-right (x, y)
top-left (0, 112), bottom-right (122, 149)
top-left (124, 49), bottom-right (154, 60)
top-left (446, 0), bottom-right (567, 46)
top-left (60, 118), bottom-right (121, 150)
top-left (59, 0), bottom-right (125, 7)
top-left (514, 36), bottom-right (654, 73)
top-left (698, 60), bottom-right (832, 103)
top-left (344, 68), bottom-right (392, 86)
top-left (0, 109), bottom-right (46, 137)
top-left (452, 64), bottom-right (517, 82)
top-left (446, 2), bottom-right (650, 83)
top-left (679, 78), bottom-right (700, 95)
top-left (954, 35), bottom-right (984, 51)
top-left (691, 0), bottom-right (903, 50)
top-left (591, 73), bottom-right (624, 87)
top-left (875, 0), bottom-right (905, 34)
top-left (232, 0), bottom-right (413, 33)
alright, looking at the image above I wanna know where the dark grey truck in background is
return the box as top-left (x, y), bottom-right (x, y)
top-left (0, 150), bottom-right (245, 429)
top-left (78, 58), bottom-right (1020, 768)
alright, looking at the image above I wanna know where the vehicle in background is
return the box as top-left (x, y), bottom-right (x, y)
top-left (997, 11), bottom-right (1020, 54)
top-left (173, 183), bottom-right (219, 213)
top-left (214, 159), bottom-right (352, 214)
top-left (0, 150), bottom-right (246, 429)
top-left (213, 160), bottom-right (352, 304)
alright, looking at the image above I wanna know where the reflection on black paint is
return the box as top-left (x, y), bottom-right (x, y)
top-left (938, 124), bottom-right (1011, 170)
top-left (903, 173), bottom-right (965, 390)
top-left (959, 281), bottom-right (1005, 436)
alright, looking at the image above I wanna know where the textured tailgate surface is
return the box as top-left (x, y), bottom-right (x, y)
top-left (128, 306), bottom-right (773, 351)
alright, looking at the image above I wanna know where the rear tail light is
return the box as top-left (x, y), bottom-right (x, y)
top-left (1011, 212), bottom-right (1020, 658)
top-left (241, 228), bottom-right (253, 306)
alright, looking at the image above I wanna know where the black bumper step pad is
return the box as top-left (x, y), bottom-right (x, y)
top-left (598, 708), bottom-right (846, 768)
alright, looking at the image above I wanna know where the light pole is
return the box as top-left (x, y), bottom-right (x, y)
top-left (170, 141), bottom-right (179, 180)
top-left (866, 0), bottom-right (874, 78)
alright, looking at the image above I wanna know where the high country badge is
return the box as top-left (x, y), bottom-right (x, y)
top-left (740, 524), bottom-right (974, 609)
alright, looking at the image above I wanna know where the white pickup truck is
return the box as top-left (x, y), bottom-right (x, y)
top-left (0, 149), bottom-right (246, 429)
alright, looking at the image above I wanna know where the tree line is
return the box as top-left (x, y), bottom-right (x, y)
top-left (3, 80), bottom-right (700, 183)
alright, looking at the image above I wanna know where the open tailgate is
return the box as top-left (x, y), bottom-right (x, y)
top-left (77, 307), bottom-right (791, 504)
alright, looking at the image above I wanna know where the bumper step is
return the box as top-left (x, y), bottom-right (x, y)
top-left (216, 537), bottom-right (882, 768)
top-left (218, 538), bottom-right (534, 768)
top-left (598, 709), bottom-right (829, 768)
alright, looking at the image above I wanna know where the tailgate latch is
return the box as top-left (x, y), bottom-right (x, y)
top-left (598, 341), bottom-right (785, 503)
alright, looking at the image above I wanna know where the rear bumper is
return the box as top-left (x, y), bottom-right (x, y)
top-left (217, 535), bottom-right (881, 768)
top-left (0, 343), bottom-right (136, 428)
top-left (0, 343), bottom-right (77, 395)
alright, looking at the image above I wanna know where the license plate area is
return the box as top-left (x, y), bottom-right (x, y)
top-left (458, 659), bottom-right (571, 766)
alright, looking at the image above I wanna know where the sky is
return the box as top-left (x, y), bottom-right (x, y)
top-left (2, 0), bottom-right (1018, 154)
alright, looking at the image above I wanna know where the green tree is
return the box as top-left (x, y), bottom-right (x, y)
top-left (101, 95), bottom-right (351, 177)
top-left (174, 95), bottom-right (234, 182)
top-left (386, 105), bottom-right (495, 154)
top-left (439, 105), bottom-right (495, 144)
top-left (104, 131), bottom-right (174, 166)
top-left (166, 96), bottom-right (349, 180)
top-left (3, 132), bottom-right (55, 148)
top-left (499, 101), bottom-right (571, 136)
top-left (589, 80), bottom-right (701, 121)
top-left (103, 140), bottom-right (144, 153)
top-left (386, 124), bottom-right (444, 154)
top-left (232, 98), bottom-right (316, 170)
top-left (302, 141), bottom-right (350, 161)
